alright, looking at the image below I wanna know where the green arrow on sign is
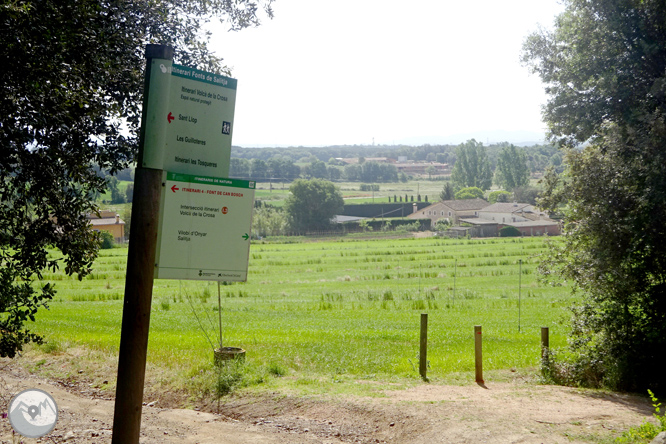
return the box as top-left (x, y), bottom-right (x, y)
top-left (242, 233), bottom-right (249, 241)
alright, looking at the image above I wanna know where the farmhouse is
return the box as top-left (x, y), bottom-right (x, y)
top-left (477, 202), bottom-right (549, 224)
top-left (88, 210), bottom-right (125, 243)
top-left (409, 199), bottom-right (561, 237)
top-left (407, 198), bottom-right (490, 225)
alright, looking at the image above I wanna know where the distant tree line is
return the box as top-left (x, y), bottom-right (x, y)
top-left (230, 156), bottom-right (401, 183)
top-left (230, 141), bottom-right (563, 176)
top-left (228, 140), bottom-right (562, 184)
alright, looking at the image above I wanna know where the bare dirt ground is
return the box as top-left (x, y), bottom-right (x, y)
top-left (0, 360), bottom-right (655, 444)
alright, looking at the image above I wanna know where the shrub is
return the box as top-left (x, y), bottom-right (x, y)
top-left (499, 226), bottom-right (521, 237)
top-left (100, 231), bottom-right (115, 249)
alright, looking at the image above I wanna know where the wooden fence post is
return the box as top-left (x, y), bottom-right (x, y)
top-left (541, 327), bottom-right (550, 362)
top-left (420, 313), bottom-right (428, 380)
top-left (475, 325), bottom-right (483, 383)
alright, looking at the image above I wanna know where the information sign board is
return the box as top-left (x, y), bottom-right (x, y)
top-left (155, 172), bottom-right (255, 281)
top-left (142, 61), bottom-right (237, 177)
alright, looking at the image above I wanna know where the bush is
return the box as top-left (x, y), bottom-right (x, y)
top-left (100, 231), bottom-right (115, 249)
top-left (405, 221), bottom-right (422, 232)
top-left (434, 219), bottom-right (451, 231)
top-left (499, 226), bottom-right (521, 237)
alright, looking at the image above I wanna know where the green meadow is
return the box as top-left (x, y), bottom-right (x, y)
top-left (32, 235), bottom-right (573, 394)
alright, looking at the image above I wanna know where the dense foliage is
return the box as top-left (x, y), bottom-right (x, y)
top-left (524, 0), bottom-right (666, 391)
top-left (284, 179), bottom-right (344, 233)
top-left (229, 141), bottom-right (563, 182)
top-left (0, 0), bottom-right (272, 357)
top-left (450, 140), bottom-right (493, 190)
top-left (454, 187), bottom-right (484, 200)
top-left (494, 144), bottom-right (529, 190)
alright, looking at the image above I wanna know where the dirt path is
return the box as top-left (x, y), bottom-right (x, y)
top-left (0, 367), bottom-right (654, 443)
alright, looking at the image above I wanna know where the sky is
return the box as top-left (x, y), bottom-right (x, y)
top-left (209, 0), bottom-right (565, 147)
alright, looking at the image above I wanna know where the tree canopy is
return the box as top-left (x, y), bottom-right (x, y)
top-left (0, 0), bottom-right (273, 357)
top-left (454, 187), bottom-right (484, 200)
top-left (450, 139), bottom-right (492, 191)
top-left (524, 0), bottom-right (666, 391)
top-left (439, 182), bottom-right (455, 201)
top-left (522, 0), bottom-right (666, 148)
top-left (494, 144), bottom-right (529, 190)
top-left (284, 179), bottom-right (344, 233)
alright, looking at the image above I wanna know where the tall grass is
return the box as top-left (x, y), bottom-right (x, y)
top-left (33, 236), bottom-right (571, 386)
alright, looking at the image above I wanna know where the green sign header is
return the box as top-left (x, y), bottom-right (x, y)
top-left (166, 172), bottom-right (255, 189)
top-left (171, 64), bottom-right (237, 90)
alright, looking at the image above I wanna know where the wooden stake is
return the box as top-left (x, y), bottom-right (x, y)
top-left (419, 313), bottom-right (428, 380)
top-left (474, 325), bottom-right (483, 383)
top-left (541, 327), bottom-right (549, 361)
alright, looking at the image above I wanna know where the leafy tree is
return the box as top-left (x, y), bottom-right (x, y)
top-left (513, 186), bottom-right (541, 206)
top-left (451, 139), bottom-right (492, 190)
top-left (108, 177), bottom-right (126, 204)
top-left (488, 190), bottom-right (512, 204)
top-left (123, 208), bottom-right (132, 241)
top-left (284, 179), bottom-right (344, 233)
top-left (305, 160), bottom-right (327, 179)
top-left (495, 144), bottom-right (530, 190)
top-left (0, 0), bottom-right (273, 358)
top-left (125, 183), bottom-right (134, 204)
top-left (250, 158), bottom-right (269, 180)
top-left (327, 166), bottom-right (341, 181)
top-left (454, 187), bottom-right (484, 200)
top-left (524, 0), bottom-right (666, 391)
top-left (230, 158), bottom-right (251, 178)
top-left (435, 152), bottom-right (451, 164)
top-left (265, 156), bottom-right (300, 181)
top-left (343, 164), bottom-right (362, 181)
top-left (439, 182), bottom-right (455, 201)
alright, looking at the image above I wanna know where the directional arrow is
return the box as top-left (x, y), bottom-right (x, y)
top-left (171, 185), bottom-right (179, 193)
top-left (242, 233), bottom-right (249, 241)
top-left (167, 112), bottom-right (174, 123)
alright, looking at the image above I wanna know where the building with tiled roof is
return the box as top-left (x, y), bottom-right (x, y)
top-left (88, 211), bottom-right (125, 243)
top-left (407, 198), bottom-right (490, 225)
top-left (478, 202), bottom-right (549, 224)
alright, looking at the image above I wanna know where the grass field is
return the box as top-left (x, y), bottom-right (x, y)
top-left (251, 179), bottom-right (451, 207)
top-left (31, 235), bottom-right (573, 396)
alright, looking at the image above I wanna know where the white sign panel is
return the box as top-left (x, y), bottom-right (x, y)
top-left (155, 172), bottom-right (255, 281)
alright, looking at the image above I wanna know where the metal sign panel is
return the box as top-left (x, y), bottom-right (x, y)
top-left (142, 63), bottom-right (237, 177)
top-left (155, 172), bottom-right (255, 281)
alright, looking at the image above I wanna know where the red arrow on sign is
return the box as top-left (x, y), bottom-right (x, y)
top-left (167, 112), bottom-right (174, 123)
top-left (171, 185), bottom-right (179, 193)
